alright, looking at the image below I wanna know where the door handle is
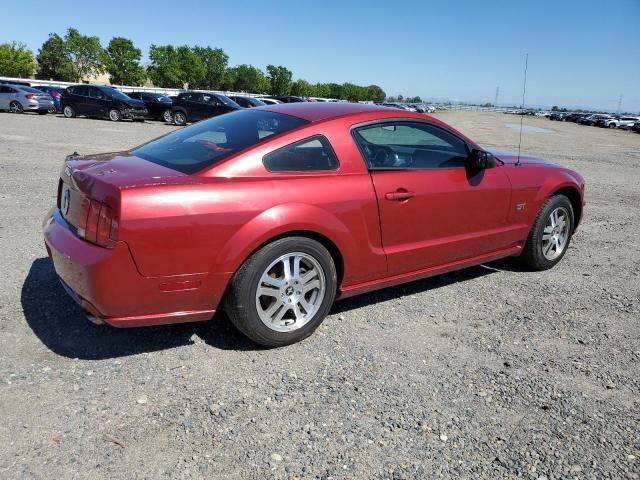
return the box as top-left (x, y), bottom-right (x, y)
top-left (385, 190), bottom-right (415, 201)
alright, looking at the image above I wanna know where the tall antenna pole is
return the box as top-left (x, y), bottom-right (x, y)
top-left (617, 94), bottom-right (623, 114)
top-left (494, 86), bottom-right (500, 107)
top-left (516, 53), bottom-right (529, 166)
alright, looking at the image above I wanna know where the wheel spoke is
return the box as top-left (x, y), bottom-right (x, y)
top-left (292, 255), bottom-right (301, 279)
top-left (543, 241), bottom-right (554, 256)
top-left (264, 300), bottom-right (283, 320)
top-left (272, 303), bottom-right (290, 324)
top-left (292, 303), bottom-right (304, 321)
top-left (300, 268), bottom-right (318, 285)
top-left (257, 286), bottom-right (280, 298)
top-left (282, 258), bottom-right (292, 281)
top-left (542, 233), bottom-right (552, 241)
top-left (261, 273), bottom-right (283, 289)
top-left (299, 298), bottom-right (313, 314)
top-left (303, 279), bottom-right (320, 294)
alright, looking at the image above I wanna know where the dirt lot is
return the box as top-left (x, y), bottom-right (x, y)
top-left (0, 111), bottom-right (638, 479)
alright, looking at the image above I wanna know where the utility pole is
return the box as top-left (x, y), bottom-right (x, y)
top-left (494, 86), bottom-right (500, 107)
top-left (617, 94), bottom-right (623, 114)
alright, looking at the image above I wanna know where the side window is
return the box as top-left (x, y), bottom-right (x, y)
top-left (0, 86), bottom-right (8, 93)
top-left (264, 136), bottom-right (339, 173)
top-left (88, 88), bottom-right (104, 99)
top-left (353, 122), bottom-right (469, 169)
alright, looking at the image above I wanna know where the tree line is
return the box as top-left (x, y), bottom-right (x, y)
top-left (0, 28), bottom-right (392, 101)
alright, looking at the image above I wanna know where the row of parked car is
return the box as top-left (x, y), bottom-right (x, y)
top-left (0, 80), bottom-right (295, 124)
top-left (0, 80), bottom-right (444, 127)
top-left (548, 111), bottom-right (640, 132)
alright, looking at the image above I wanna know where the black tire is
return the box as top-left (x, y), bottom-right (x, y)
top-left (63, 105), bottom-right (75, 118)
top-left (108, 109), bottom-right (121, 122)
top-left (9, 101), bottom-right (23, 114)
top-left (173, 110), bottom-right (187, 126)
top-left (521, 195), bottom-right (574, 271)
top-left (162, 109), bottom-right (173, 123)
top-left (609, 123), bottom-right (616, 129)
top-left (224, 237), bottom-right (337, 347)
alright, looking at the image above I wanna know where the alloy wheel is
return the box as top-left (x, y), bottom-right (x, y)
top-left (9, 101), bottom-right (23, 113)
top-left (255, 252), bottom-right (326, 332)
top-left (541, 207), bottom-right (570, 260)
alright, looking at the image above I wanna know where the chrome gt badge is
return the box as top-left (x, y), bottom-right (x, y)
top-left (62, 189), bottom-right (71, 215)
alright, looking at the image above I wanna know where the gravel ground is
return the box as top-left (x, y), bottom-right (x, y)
top-left (0, 111), bottom-right (638, 479)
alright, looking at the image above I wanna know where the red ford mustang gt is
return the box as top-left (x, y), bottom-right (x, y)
top-left (43, 103), bottom-right (585, 346)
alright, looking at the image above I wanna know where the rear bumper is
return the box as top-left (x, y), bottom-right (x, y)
top-left (43, 208), bottom-right (228, 327)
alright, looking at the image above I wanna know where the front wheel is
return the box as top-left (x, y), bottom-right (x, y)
top-left (521, 195), bottom-right (574, 270)
top-left (224, 237), bottom-right (337, 347)
top-left (9, 101), bottom-right (23, 113)
top-left (108, 109), bottom-right (121, 122)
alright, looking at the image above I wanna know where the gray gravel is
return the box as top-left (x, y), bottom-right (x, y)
top-left (0, 111), bottom-right (638, 479)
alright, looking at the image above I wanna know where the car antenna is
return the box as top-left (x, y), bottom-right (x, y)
top-left (516, 53), bottom-right (529, 166)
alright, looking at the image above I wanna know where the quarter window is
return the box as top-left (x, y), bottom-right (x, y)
top-left (264, 136), bottom-right (339, 173)
top-left (353, 122), bottom-right (469, 169)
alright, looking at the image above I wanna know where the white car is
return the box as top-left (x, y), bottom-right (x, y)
top-left (257, 97), bottom-right (282, 105)
top-left (603, 116), bottom-right (640, 129)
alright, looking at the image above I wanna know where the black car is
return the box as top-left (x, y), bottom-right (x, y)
top-left (264, 95), bottom-right (306, 103)
top-left (565, 113), bottom-right (588, 123)
top-left (125, 91), bottom-right (174, 121)
top-left (227, 95), bottom-right (267, 108)
top-left (549, 112), bottom-right (570, 121)
top-left (61, 85), bottom-right (148, 121)
top-left (171, 92), bottom-right (242, 125)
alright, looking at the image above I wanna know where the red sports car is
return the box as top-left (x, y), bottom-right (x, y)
top-left (43, 103), bottom-right (585, 346)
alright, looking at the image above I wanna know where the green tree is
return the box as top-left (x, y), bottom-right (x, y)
top-left (291, 79), bottom-right (314, 97)
top-left (102, 37), bottom-right (146, 85)
top-left (367, 85), bottom-right (386, 102)
top-left (266, 65), bottom-right (292, 95)
top-left (192, 46), bottom-right (228, 90)
top-left (313, 83), bottom-right (331, 98)
top-left (175, 46), bottom-right (205, 88)
top-left (148, 45), bottom-right (182, 88)
top-left (64, 28), bottom-right (104, 81)
top-left (0, 42), bottom-right (35, 78)
top-left (226, 64), bottom-right (268, 92)
top-left (551, 105), bottom-right (559, 111)
top-left (36, 33), bottom-right (74, 81)
top-left (327, 83), bottom-right (343, 99)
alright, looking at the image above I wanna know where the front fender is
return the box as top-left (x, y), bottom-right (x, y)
top-left (213, 203), bottom-right (357, 275)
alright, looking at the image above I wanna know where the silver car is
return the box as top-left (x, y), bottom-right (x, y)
top-left (0, 84), bottom-right (54, 114)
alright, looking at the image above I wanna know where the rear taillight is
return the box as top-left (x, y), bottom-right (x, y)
top-left (75, 197), bottom-right (117, 248)
top-left (25, 94), bottom-right (35, 99)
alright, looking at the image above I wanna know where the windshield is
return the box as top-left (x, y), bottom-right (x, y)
top-left (217, 95), bottom-right (242, 108)
top-left (132, 109), bottom-right (309, 174)
top-left (102, 87), bottom-right (131, 100)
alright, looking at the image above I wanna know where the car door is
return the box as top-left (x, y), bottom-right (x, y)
top-left (86, 87), bottom-right (108, 117)
top-left (184, 93), bottom-right (206, 121)
top-left (352, 120), bottom-right (514, 274)
top-left (0, 85), bottom-right (12, 109)
top-left (72, 85), bottom-right (91, 115)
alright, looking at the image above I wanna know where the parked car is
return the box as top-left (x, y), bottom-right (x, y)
top-left (565, 113), bottom-right (587, 122)
top-left (0, 84), bottom-right (53, 114)
top-left (576, 114), bottom-right (598, 125)
top-left (264, 95), bottom-right (305, 103)
top-left (0, 79), bottom-right (31, 86)
top-left (34, 86), bottom-right (65, 112)
top-left (549, 112), bottom-right (570, 121)
top-left (61, 85), bottom-right (147, 121)
top-left (125, 92), bottom-right (174, 122)
top-left (43, 103), bottom-right (585, 347)
top-left (227, 95), bottom-right (267, 108)
top-left (598, 116), bottom-right (640, 129)
top-left (257, 97), bottom-right (282, 106)
top-left (171, 91), bottom-right (242, 126)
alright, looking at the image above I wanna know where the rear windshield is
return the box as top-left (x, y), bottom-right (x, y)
top-left (132, 109), bottom-right (309, 174)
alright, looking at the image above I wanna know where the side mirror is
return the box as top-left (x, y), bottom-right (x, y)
top-left (467, 149), bottom-right (493, 171)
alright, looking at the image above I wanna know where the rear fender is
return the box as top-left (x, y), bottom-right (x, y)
top-left (214, 203), bottom-right (355, 276)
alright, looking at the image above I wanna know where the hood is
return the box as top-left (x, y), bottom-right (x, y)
top-left (119, 98), bottom-right (145, 108)
top-left (489, 150), bottom-right (558, 166)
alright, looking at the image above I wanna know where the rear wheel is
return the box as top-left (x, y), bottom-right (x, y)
top-left (224, 237), bottom-right (337, 347)
top-left (162, 109), bottom-right (173, 123)
top-left (173, 111), bottom-right (187, 126)
top-left (609, 123), bottom-right (616, 128)
top-left (108, 109), bottom-right (121, 122)
top-left (63, 105), bottom-right (75, 118)
top-left (9, 101), bottom-right (23, 113)
top-left (521, 195), bottom-right (574, 270)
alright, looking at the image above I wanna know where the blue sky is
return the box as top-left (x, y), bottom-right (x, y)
top-left (2, 0), bottom-right (639, 111)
